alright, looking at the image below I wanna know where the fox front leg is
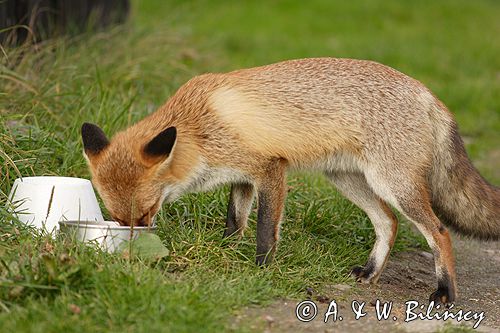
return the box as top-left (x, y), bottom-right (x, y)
top-left (224, 183), bottom-right (255, 238)
top-left (255, 159), bottom-right (287, 266)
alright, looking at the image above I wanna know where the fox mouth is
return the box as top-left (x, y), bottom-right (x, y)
top-left (112, 211), bottom-right (157, 227)
top-left (121, 200), bottom-right (162, 226)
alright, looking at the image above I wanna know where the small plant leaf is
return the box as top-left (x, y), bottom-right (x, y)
top-left (119, 233), bottom-right (169, 261)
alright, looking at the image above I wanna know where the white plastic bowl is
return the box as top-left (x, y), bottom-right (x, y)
top-left (58, 220), bottom-right (156, 252)
top-left (7, 176), bottom-right (104, 232)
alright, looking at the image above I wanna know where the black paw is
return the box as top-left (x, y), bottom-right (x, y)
top-left (350, 265), bottom-right (375, 283)
top-left (222, 228), bottom-right (235, 239)
top-left (255, 253), bottom-right (274, 266)
top-left (351, 266), bottom-right (366, 279)
top-left (223, 226), bottom-right (244, 239)
top-left (429, 287), bottom-right (455, 305)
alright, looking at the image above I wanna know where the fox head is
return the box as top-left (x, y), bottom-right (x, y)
top-left (81, 123), bottom-right (178, 226)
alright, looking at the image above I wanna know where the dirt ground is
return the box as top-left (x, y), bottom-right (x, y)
top-left (233, 235), bottom-right (500, 333)
top-left (233, 151), bottom-right (499, 333)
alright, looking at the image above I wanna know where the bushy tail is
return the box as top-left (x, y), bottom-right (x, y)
top-left (430, 114), bottom-right (500, 241)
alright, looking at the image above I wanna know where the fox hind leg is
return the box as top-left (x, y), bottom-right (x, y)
top-left (397, 189), bottom-right (456, 304)
top-left (327, 171), bottom-right (398, 283)
top-left (365, 170), bottom-right (457, 304)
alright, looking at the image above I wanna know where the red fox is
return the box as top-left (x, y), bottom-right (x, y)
top-left (81, 58), bottom-right (500, 304)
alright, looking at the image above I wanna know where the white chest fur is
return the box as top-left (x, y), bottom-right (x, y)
top-left (162, 162), bottom-right (251, 202)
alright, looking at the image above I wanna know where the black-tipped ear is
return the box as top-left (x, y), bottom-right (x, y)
top-left (81, 123), bottom-right (110, 155)
top-left (144, 127), bottom-right (177, 159)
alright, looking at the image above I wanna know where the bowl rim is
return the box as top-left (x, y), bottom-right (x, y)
top-left (58, 220), bottom-right (157, 230)
top-left (13, 176), bottom-right (92, 186)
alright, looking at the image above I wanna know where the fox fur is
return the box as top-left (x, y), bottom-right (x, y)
top-left (82, 58), bottom-right (500, 304)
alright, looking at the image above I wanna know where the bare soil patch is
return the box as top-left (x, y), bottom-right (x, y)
top-left (233, 236), bottom-right (500, 332)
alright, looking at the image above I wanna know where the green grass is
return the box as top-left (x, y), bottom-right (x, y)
top-left (1, 0), bottom-right (499, 332)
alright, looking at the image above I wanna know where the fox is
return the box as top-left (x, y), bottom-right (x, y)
top-left (81, 58), bottom-right (500, 304)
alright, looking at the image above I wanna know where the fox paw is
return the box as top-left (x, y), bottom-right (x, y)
top-left (429, 287), bottom-right (455, 305)
top-left (222, 228), bottom-right (236, 239)
top-left (350, 265), bottom-right (375, 284)
top-left (222, 227), bottom-right (244, 240)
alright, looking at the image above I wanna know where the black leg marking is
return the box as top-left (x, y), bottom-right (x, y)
top-left (223, 183), bottom-right (254, 239)
top-left (224, 191), bottom-right (239, 238)
top-left (256, 190), bottom-right (277, 266)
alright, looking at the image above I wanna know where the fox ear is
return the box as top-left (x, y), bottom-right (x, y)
top-left (142, 127), bottom-right (177, 165)
top-left (82, 123), bottom-right (109, 156)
